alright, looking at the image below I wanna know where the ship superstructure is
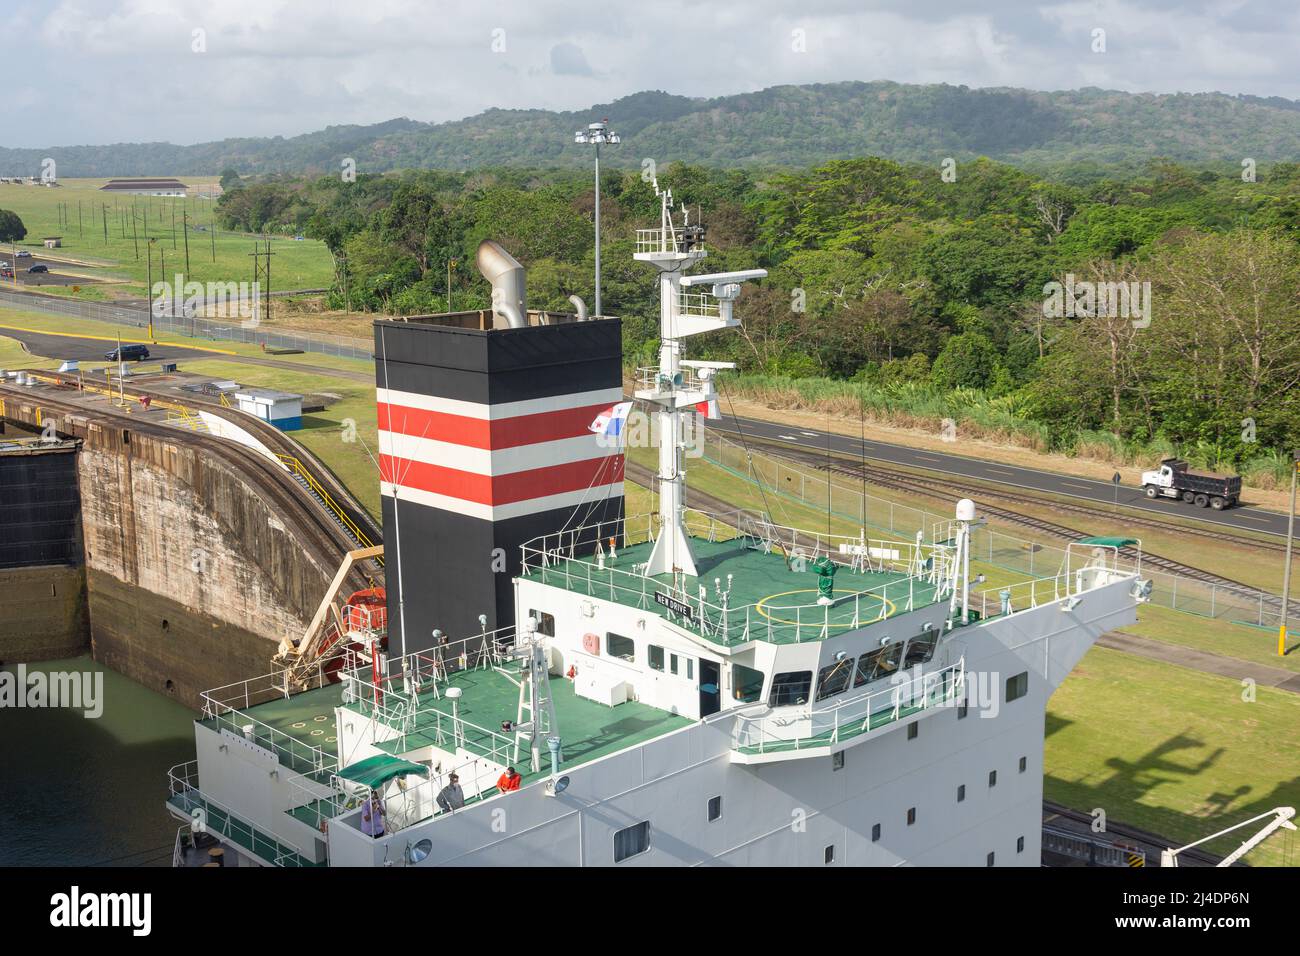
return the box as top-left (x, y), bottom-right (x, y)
top-left (165, 183), bottom-right (1149, 868)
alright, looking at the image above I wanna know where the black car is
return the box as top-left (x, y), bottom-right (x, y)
top-left (27, 264), bottom-right (48, 273)
top-left (104, 344), bottom-right (150, 361)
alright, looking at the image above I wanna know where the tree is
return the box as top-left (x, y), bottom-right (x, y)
top-left (219, 168), bottom-right (243, 192)
top-left (930, 332), bottom-right (999, 390)
top-left (0, 209), bottom-right (26, 243)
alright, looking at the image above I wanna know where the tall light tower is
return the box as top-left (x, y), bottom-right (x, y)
top-left (574, 120), bottom-right (620, 316)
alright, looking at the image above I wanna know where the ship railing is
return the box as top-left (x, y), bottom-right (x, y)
top-left (732, 659), bottom-right (966, 754)
top-left (339, 664), bottom-right (517, 767)
top-left (167, 761), bottom-right (314, 867)
top-left (972, 572), bottom-right (1071, 619)
top-left (676, 290), bottom-right (721, 318)
top-left (635, 227), bottom-right (686, 255)
top-left (633, 365), bottom-right (714, 393)
top-left (521, 510), bottom-right (955, 646)
top-left (200, 666), bottom-right (337, 775)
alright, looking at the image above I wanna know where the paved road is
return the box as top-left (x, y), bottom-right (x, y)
top-left (708, 413), bottom-right (1292, 538)
top-left (0, 327), bottom-right (372, 382)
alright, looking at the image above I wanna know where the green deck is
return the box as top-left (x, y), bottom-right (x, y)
top-left (532, 536), bottom-right (943, 645)
top-left (199, 684), bottom-right (341, 776)
top-left (367, 665), bottom-right (692, 775)
top-left (210, 667), bottom-right (692, 831)
top-left (168, 792), bottom-right (319, 867)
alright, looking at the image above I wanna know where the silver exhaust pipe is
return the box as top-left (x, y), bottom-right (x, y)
top-left (476, 240), bottom-right (527, 329)
top-left (568, 294), bottom-right (588, 321)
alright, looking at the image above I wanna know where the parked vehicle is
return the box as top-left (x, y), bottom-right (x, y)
top-left (1140, 458), bottom-right (1241, 510)
top-left (104, 344), bottom-right (150, 361)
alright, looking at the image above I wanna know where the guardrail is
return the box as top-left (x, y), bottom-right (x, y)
top-left (200, 666), bottom-right (337, 775)
top-left (168, 761), bottom-right (314, 867)
top-left (520, 508), bottom-right (954, 646)
top-left (732, 659), bottom-right (965, 755)
top-left (276, 452), bottom-right (381, 560)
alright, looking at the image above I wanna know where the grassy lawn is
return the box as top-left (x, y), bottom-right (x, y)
top-left (1045, 646), bottom-right (1300, 866)
top-left (177, 358), bottom-right (381, 519)
top-left (0, 179), bottom-right (335, 293)
top-left (1120, 603), bottom-right (1300, 673)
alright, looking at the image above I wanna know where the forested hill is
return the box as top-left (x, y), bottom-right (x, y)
top-left (7, 82), bottom-right (1300, 179)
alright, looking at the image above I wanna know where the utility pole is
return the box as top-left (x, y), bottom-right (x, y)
top-left (146, 238), bottom-right (155, 340)
top-left (170, 200), bottom-right (177, 250)
top-left (131, 211), bottom-right (139, 259)
top-left (1281, 451), bottom-right (1299, 657)
top-left (102, 203), bottom-right (108, 245)
top-left (249, 240), bottom-right (275, 326)
top-left (78, 200), bottom-right (82, 239)
top-left (210, 207), bottom-right (216, 262)
top-left (182, 211), bottom-right (191, 275)
top-left (447, 258), bottom-right (455, 312)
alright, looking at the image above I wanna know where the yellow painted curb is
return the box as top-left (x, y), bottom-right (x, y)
top-left (0, 321), bottom-right (238, 355)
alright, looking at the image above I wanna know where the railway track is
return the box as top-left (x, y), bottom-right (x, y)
top-left (0, 383), bottom-right (374, 598)
top-left (1042, 801), bottom-right (1226, 867)
top-left (729, 437), bottom-right (1287, 611)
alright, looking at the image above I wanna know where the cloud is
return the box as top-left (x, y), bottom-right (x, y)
top-left (3, 0), bottom-right (1299, 148)
top-left (550, 41), bottom-right (594, 76)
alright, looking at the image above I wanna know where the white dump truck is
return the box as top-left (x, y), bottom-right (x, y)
top-left (1140, 458), bottom-right (1241, 510)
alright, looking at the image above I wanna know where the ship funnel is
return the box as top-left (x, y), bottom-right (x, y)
top-left (476, 240), bottom-right (528, 329)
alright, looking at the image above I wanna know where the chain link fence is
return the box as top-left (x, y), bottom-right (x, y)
top-left (0, 288), bottom-right (373, 361)
top-left (701, 428), bottom-right (1289, 630)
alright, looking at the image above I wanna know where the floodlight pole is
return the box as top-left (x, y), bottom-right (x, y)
top-left (574, 121), bottom-right (619, 317)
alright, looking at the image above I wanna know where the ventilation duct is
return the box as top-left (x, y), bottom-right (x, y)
top-left (476, 240), bottom-right (527, 329)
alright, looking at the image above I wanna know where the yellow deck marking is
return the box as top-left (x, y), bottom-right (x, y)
top-left (756, 587), bottom-right (896, 629)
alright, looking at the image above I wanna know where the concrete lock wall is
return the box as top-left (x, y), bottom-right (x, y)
top-left (74, 420), bottom-right (332, 707)
top-left (0, 564), bottom-right (89, 663)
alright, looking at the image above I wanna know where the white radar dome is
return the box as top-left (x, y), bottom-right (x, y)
top-left (955, 498), bottom-right (977, 521)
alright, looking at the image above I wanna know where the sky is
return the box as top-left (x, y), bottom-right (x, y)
top-left (3, 0), bottom-right (1297, 148)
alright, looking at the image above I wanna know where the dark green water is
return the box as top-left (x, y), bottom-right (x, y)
top-left (0, 656), bottom-right (196, 866)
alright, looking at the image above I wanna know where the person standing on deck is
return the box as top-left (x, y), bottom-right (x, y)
top-left (361, 789), bottom-right (386, 838)
top-left (437, 773), bottom-right (465, 813)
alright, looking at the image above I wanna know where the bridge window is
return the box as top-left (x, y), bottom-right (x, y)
top-left (907, 807), bottom-right (916, 826)
top-left (606, 633), bottom-right (635, 663)
top-left (1017, 836), bottom-right (1025, 854)
top-left (613, 821), bottom-right (650, 863)
top-left (957, 784), bottom-right (965, 803)
top-left (872, 823), bottom-right (881, 842)
top-left (648, 645), bottom-right (665, 672)
top-left (770, 671), bottom-right (811, 707)
top-left (815, 658), bottom-right (854, 701)
top-left (732, 663), bottom-right (764, 703)
top-left (987, 852), bottom-right (995, 867)
top-left (902, 628), bottom-right (940, 667)
top-left (1006, 671), bottom-right (1028, 702)
top-left (854, 642), bottom-right (903, 687)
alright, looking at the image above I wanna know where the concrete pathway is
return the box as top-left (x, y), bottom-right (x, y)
top-left (1097, 630), bottom-right (1300, 694)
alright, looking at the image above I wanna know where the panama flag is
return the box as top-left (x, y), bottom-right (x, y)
top-left (589, 401), bottom-right (634, 436)
top-left (694, 397), bottom-right (720, 419)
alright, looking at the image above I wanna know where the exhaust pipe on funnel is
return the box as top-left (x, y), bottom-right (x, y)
top-left (476, 240), bottom-right (528, 329)
top-left (568, 294), bottom-right (589, 321)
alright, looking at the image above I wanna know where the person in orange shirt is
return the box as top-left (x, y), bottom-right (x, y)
top-left (497, 767), bottom-right (522, 793)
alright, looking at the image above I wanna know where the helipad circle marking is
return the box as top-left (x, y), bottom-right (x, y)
top-left (755, 588), bottom-right (895, 630)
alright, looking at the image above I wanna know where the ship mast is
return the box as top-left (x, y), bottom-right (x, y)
top-left (633, 180), bottom-right (766, 578)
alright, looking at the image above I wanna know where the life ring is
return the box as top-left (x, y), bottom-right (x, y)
top-left (582, 632), bottom-right (600, 655)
